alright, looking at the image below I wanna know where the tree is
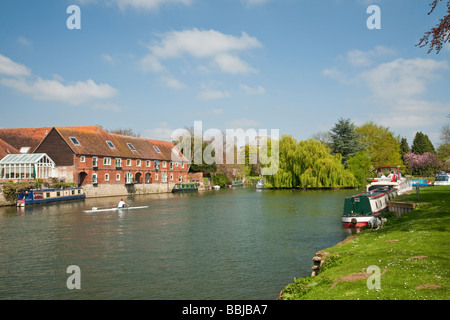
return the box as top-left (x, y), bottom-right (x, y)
top-left (330, 118), bottom-right (363, 166)
top-left (403, 152), bottom-right (442, 176)
top-left (107, 128), bottom-right (141, 137)
top-left (411, 132), bottom-right (436, 155)
top-left (417, 0), bottom-right (450, 54)
top-left (264, 136), bottom-right (357, 189)
top-left (356, 121), bottom-right (403, 168)
top-left (400, 137), bottom-right (410, 157)
top-left (347, 151), bottom-right (372, 187)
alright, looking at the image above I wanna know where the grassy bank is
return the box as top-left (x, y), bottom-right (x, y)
top-left (280, 185), bottom-right (450, 300)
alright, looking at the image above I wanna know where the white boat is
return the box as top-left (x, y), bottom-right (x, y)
top-left (365, 166), bottom-right (413, 195)
top-left (83, 206), bottom-right (149, 213)
top-left (212, 185), bottom-right (220, 190)
top-left (434, 173), bottom-right (450, 186)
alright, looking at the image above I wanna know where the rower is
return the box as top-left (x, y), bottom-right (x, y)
top-left (118, 198), bottom-right (129, 208)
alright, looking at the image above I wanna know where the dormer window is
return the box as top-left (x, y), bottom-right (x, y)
top-left (70, 137), bottom-right (80, 145)
top-left (154, 146), bottom-right (161, 153)
top-left (127, 143), bottom-right (136, 151)
top-left (106, 141), bottom-right (115, 149)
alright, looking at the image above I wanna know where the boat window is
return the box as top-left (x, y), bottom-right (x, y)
top-left (57, 191), bottom-right (61, 197)
top-left (46, 193), bottom-right (50, 198)
top-left (436, 176), bottom-right (449, 181)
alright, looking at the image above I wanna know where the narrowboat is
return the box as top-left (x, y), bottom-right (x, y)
top-left (341, 187), bottom-right (397, 227)
top-left (16, 187), bottom-right (86, 206)
top-left (172, 183), bottom-right (198, 193)
top-left (341, 166), bottom-right (413, 227)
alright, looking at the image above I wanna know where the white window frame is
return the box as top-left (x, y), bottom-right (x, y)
top-left (115, 158), bottom-right (122, 167)
top-left (146, 160), bottom-right (151, 167)
top-left (104, 157), bottom-right (111, 166)
top-left (80, 156), bottom-right (85, 163)
top-left (137, 159), bottom-right (141, 167)
top-left (92, 173), bottom-right (98, 184)
top-left (116, 173), bottom-right (121, 181)
top-left (163, 161), bottom-right (167, 168)
top-left (105, 173), bottom-right (109, 182)
top-left (126, 159), bottom-right (132, 166)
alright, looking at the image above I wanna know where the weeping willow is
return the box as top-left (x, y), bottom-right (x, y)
top-left (264, 136), bottom-right (357, 189)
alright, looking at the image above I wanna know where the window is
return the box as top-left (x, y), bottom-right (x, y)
top-left (170, 162), bottom-right (174, 170)
top-left (127, 143), bottom-right (136, 151)
top-left (179, 175), bottom-right (183, 182)
top-left (170, 174), bottom-right (173, 181)
top-left (103, 157), bottom-right (111, 166)
top-left (70, 137), bottom-right (80, 145)
top-left (92, 174), bottom-right (98, 184)
top-left (80, 156), bottom-right (85, 163)
top-left (125, 172), bottom-right (133, 184)
top-left (137, 159), bottom-right (141, 167)
top-left (153, 146), bottom-right (161, 153)
top-left (182, 162), bottom-right (185, 169)
top-left (93, 156), bottom-right (98, 167)
top-left (46, 192), bottom-right (50, 198)
top-left (162, 173), bottom-right (167, 183)
top-left (146, 160), bottom-right (151, 167)
top-left (105, 173), bottom-right (109, 182)
top-left (155, 174), bottom-right (158, 181)
top-left (163, 161), bottom-right (167, 168)
top-left (115, 158), bottom-right (122, 167)
top-left (116, 173), bottom-right (121, 181)
top-left (106, 141), bottom-right (115, 149)
top-left (126, 159), bottom-right (131, 166)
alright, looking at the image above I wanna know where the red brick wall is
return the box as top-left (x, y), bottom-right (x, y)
top-left (74, 155), bottom-right (189, 186)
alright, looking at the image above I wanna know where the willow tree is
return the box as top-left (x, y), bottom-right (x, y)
top-left (265, 137), bottom-right (357, 189)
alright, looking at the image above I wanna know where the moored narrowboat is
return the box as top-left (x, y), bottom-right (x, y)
top-left (341, 187), bottom-right (397, 227)
top-left (16, 187), bottom-right (86, 206)
top-left (172, 183), bottom-right (198, 193)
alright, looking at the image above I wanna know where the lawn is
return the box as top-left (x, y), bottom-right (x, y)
top-left (280, 185), bottom-right (450, 300)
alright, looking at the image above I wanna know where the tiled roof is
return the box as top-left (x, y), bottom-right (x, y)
top-left (0, 138), bottom-right (20, 158)
top-left (52, 126), bottom-right (188, 162)
top-left (0, 127), bottom-right (52, 153)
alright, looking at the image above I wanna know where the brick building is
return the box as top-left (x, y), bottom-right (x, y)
top-left (33, 126), bottom-right (189, 187)
top-left (0, 126), bottom-right (189, 190)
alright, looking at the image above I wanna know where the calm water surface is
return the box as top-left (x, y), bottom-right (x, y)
top-left (0, 188), bottom-right (356, 300)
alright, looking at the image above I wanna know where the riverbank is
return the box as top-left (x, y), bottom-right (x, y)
top-left (279, 185), bottom-right (450, 300)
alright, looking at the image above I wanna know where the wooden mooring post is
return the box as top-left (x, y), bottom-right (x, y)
top-left (387, 201), bottom-right (417, 217)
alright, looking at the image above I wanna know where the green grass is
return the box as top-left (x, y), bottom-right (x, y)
top-left (280, 185), bottom-right (450, 300)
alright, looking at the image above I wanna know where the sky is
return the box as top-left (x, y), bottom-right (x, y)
top-left (0, 0), bottom-right (449, 148)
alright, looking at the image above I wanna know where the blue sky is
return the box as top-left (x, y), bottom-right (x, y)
top-left (0, 0), bottom-right (449, 147)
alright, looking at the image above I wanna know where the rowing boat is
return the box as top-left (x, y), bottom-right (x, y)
top-left (83, 206), bottom-right (149, 213)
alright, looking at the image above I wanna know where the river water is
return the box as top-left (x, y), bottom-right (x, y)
top-left (0, 187), bottom-right (356, 300)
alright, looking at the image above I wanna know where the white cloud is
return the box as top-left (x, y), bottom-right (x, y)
top-left (144, 28), bottom-right (262, 75)
top-left (0, 53), bottom-right (117, 106)
top-left (361, 58), bottom-right (448, 101)
top-left (76, 0), bottom-right (192, 11)
top-left (17, 36), bottom-right (32, 47)
top-left (0, 77), bottom-right (117, 105)
top-left (243, 0), bottom-right (270, 6)
top-left (159, 75), bottom-right (186, 89)
top-left (101, 54), bottom-right (116, 64)
top-left (144, 122), bottom-right (174, 140)
top-left (0, 54), bottom-right (31, 77)
top-left (196, 88), bottom-right (231, 101)
top-left (139, 54), bottom-right (166, 72)
top-left (240, 84), bottom-right (266, 95)
top-left (347, 45), bottom-right (396, 67)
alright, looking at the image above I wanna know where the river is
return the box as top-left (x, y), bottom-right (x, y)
top-left (0, 187), bottom-right (356, 300)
